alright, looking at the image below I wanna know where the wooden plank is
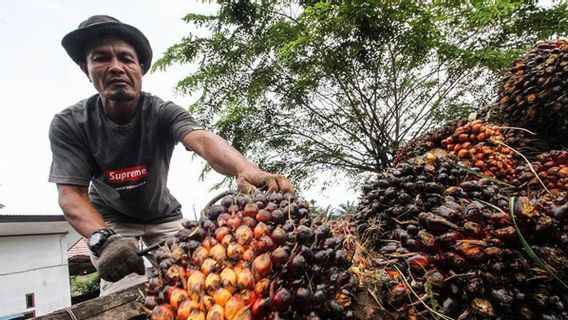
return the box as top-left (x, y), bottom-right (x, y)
top-left (35, 284), bottom-right (146, 320)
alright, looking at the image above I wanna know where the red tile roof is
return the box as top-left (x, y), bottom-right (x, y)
top-left (68, 237), bottom-right (90, 259)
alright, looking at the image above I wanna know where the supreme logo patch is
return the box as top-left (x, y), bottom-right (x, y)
top-left (105, 165), bottom-right (147, 184)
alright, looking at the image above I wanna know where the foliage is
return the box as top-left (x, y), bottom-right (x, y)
top-left (155, 0), bottom-right (568, 188)
top-left (70, 272), bottom-right (100, 297)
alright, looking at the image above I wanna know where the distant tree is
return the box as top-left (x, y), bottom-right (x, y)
top-left (155, 0), bottom-right (568, 188)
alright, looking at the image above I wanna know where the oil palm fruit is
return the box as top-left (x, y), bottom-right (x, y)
top-left (351, 152), bottom-right (568, 319)
top-left (143, 192), bottom-right (356, 320)
top-left (496, 39), bottom-right (568, 145)
top-left (393, 119), bottom-right (464, 165)
top-left (441, 120), bottom-right (517, 180)
top-left (515, 150), bottom-right (568, 192)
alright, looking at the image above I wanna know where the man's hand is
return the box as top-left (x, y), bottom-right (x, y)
top-left (236, 167), bottom-right (294, 194)
top-left (183, 131), bottom-right (295, 193)
top-left (97, 235), bottom-right (145, 282)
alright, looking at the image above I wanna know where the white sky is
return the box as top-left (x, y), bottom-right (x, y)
top-left (0, 0), bottom-right (357, 219)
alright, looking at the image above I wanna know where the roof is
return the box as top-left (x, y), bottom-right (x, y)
top-left (0, 215), bottom-right (71, 236)
top-left (0, 214), bottom-right (65, 223)
top-left (68, 237), bottom-right (90, 259)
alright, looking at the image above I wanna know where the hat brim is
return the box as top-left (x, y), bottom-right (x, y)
top-left (62, 22), bottom-right (152, 75)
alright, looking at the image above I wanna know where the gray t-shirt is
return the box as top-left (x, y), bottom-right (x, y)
top-left (48, 92), bottom-right (202, 224)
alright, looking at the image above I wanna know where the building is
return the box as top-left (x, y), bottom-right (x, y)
top-left (0, 214), bottom-right (75, 318)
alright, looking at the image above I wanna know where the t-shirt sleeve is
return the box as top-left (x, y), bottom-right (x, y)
top-left (160, 102), bottom-right (204, 143)
top-left (48, 113), bottom-right (92, 186)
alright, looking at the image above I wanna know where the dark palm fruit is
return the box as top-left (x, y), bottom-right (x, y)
top-left (290, 255), bottom-right (308, 275)
top-left (272, 288), bottom-right (292, 312)
top-left (496, 39), bottom-right (568, 145)
top-left (144, 191), bottom-right (354, 320)
top-left (349, 137), bottom-right (568, 319)
top-left (295, 287), bottom-right (311, 308)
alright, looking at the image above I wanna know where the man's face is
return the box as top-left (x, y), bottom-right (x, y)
top-left (82, 36), bottom-right (143, 102)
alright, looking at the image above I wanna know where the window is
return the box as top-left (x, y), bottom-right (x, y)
top-left (25, 293), bottom-right (35, 308)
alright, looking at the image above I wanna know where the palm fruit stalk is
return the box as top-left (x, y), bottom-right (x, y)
top-left (351, 152), bottom-right (568, 319)
top-left (142, 191), bottom-right (356, 320)
top-left (496, 39), bottom-right (568, 146)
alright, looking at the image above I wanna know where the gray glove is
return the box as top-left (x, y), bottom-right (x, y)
top-left (97, 235), bottom-right (145, 282)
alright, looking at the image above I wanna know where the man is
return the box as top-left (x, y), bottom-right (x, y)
top-left (49, 15), bottom-right (293, 295)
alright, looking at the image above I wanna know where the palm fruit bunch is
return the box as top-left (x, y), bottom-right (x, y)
top-left (440, 119), bottom-right (517, 180)
top-left (393, 119), bottom-right (463, 165)
top-left (142, 191), bottom-right (356, 320)
top-left (515, 150), bottom-right (568, 192)
top-left (496, 39), bottom-right (568, 145)
top-left (351, 153), bottom-right (568, 319)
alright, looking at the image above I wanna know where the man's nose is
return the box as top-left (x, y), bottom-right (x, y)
top-left (108, 57), bottom-right (125, 73)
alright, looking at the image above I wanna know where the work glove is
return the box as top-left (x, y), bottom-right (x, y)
top-left (97, 235), bottom-right (145, 282)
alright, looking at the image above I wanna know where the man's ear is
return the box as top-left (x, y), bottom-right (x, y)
top-left (79, 64), bottom-right (91, 82)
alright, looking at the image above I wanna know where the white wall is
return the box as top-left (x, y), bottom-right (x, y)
top-left (0, 233), bottom-right (71, 317)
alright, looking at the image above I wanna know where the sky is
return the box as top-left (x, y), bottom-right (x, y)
top-left (0, 0), bottom-right (358, 220)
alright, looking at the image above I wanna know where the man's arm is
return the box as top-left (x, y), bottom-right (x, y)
top-left (57, 184), bottom-right (107, 237)
top-left (182, 130), bottom-right (294, 193)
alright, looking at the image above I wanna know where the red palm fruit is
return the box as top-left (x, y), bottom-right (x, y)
top-left (242, 247), bottom-right (256, 261)
top-left (213, 288), bottom-right (232, 307)
top-left (233, 308), bottom-right (253, 320)
top-left (241, 289), bottom-right (257, 306)
top-left (271, 227), bottom-right (288, 245)
top-left (242, 216), bottom-right (257, 228)
top-left (235, 225), bottom-right (253, 245)
top-left (237, 267), bottom-right (255, 289)
top-left (254, 278), bottom-right (271, 297)
top-left (187, 271), bottom-right (206, 299)
top-left (253, 253), bottom-right (273, 278)
top-left (221, 267), bottom-right (238, 292)
top-left (200, 258), bottom-right (218, 276)
top-left (407, 254), bottom-right (432, 271)
top-left (209, 244), bottom-right (226, 263)
top-left (252, 298), bottom-right (272, 318)
top-left (214, 227), bottom-right (231, 243)
top-left (265, 202), bottom-right (278, 212)
top-left (227, 242), bottom-right (245, 260)
top-left (254, 222), bottom-right (269, 239)
top-left (217, 213), bottom-right (231, 226)
top-left (192, 246), bottom-right (209, 265)
top-left (225, 294), bottom-right (246, 320)
top-left (201, 237), bottom-right (217, 251)
top-left (271, 247), bottom-right (290, 268)
top-left (221, 234), bottom-right (234, 247)
top-left (150, 304), bottom-right (175, 320)
top-left (202, 295), bottom-right (214, 310)
top-left (227, 214), bottom-right (242, 229)
top-left (176, 300), bottom-right (192, 320)
top-left (243, 202), bottom-right (259, 218)
top-left (188, 309), bottom-right (206, 320)
top-left (255, 210), bottom-right (271, 223)
top-left (170, 287), bottom-right (190, 308)
top-left (255, 235), bottom-right (274, 254)
top-left (144, 295), bottom-right (158, 309)
top-left (206, 304), bottom-right (224, 320)
top-left (205, 273), bottom-right (221, 294)
top-left (272, 288), bottom-right (292, 312)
